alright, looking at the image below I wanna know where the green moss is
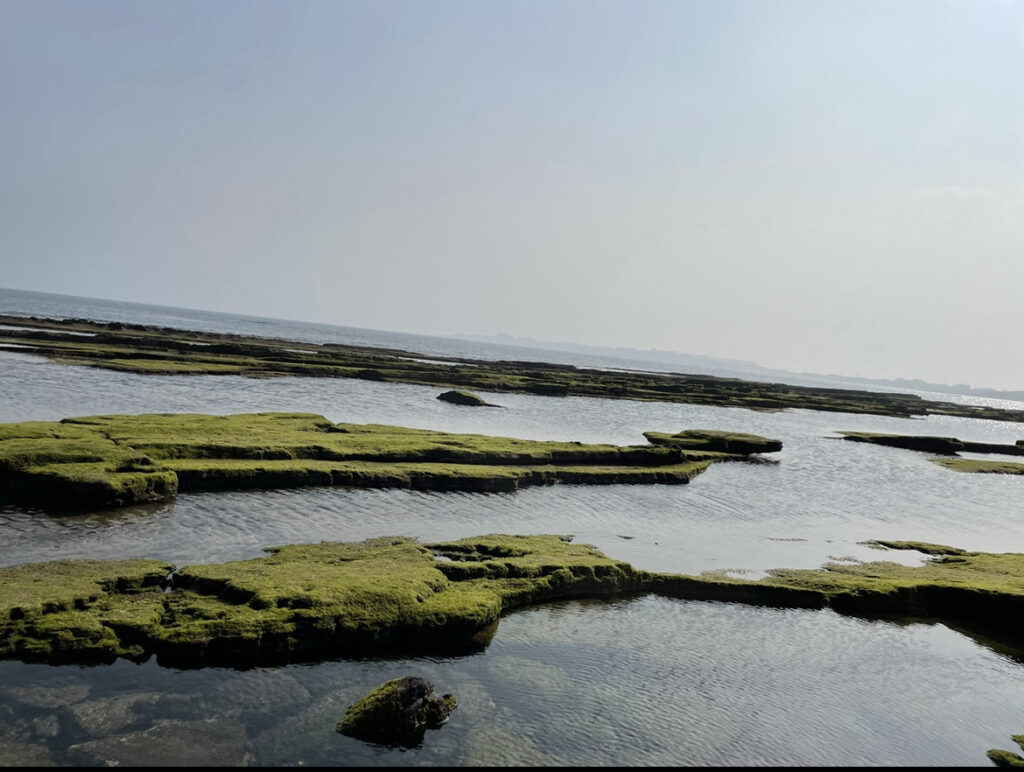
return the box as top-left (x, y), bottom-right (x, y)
top-left (644, 429), bottom-right (783, 454)
top-left (3, 534), bottom-right (1024, 666)
top-left (0, 413), bottom-right (728, 508)
top-left (865, 540), bottom-right (967, 556)
top-left (931, 458), bottom-right (1024, 475)
top-left (337, 676), bottom-right (457, 746)
top-left (0, 558), bottom-right (172, 662)
top-left (989, 736), bottom-right (1024, 767)
top-left (0, 534), bottom-right (651, 665)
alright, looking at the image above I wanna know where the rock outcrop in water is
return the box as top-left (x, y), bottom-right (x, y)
top-left (337, 677), bottom-right (456, 746)
top-left (837, 431), bottom-right (1024, 475)
top-left (644, 429), bottom-right (783, 455)
top-left (0, 413), bottom-right (759, 510)
top-left (436, 390), bottom-right (501, 407)
top-left (2, 535), bottom-right (1023, 668)
top-left (4, 313), bottom-right (1023, 423)
top-left (988, 735), bottom-right (1024, 767)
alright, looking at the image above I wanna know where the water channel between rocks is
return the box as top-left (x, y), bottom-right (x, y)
top-left (2, 339), bottom-right (1024, 765)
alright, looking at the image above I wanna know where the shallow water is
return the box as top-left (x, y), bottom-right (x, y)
top-left (2, 598), bottom-right (1023, 766)
top-left (1, 294), bottom-right (1024, 766)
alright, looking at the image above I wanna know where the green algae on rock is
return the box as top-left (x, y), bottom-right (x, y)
top-left (931, 459), bottom-right (1024, 476)
top-left (4, 535), bottom-right (1024, 668)
top-left (837, 431), bottom-right (1024, 475)
top-left (0, 558), bottom-right (172, 663)
top-left (644, 429), bottom-right (783, 454)
top-left (0, 412), bottom-right (743, 509)
top-left (436, 390), bottom-right (501, 407)
top-left (5, 313), bottom-right (1023, 423)
top-left (0, 535), bottom-right (651, 665)
top-left (337, 677), bottom-right (456, 746)
top-left (989, 736), bottom-right (1024, 767)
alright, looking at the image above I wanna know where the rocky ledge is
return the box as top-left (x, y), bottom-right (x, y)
top-left (1, 535), bottom-right (1022, 668)
top-left (0, 413), bottom-right (782, 509)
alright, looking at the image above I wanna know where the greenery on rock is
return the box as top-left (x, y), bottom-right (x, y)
top-left (2, 535), bottom-right (1023, 668)
top-left (989, 736), bottom-right (1024, 767)
top-left (0, 412), bottom-right (750, 509)
top-left (4, 314), bottom-right (1022, 422)
top-left (337, 676), bottom-right (457, 746)
top-left (644, 429), bottom-right (783, 454)
top-left (931, 459), bottom-right (1024, 476)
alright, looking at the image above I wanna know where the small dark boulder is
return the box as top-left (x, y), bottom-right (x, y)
top-left (437, 390), bottom-right (500, 407)
top-left (337, 676), bottom-right (457, 747)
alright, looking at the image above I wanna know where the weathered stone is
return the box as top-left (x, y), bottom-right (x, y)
top-left (337, 676), bottom-right (456, 746)
top-left (643, 429), bottom-right (783, 454)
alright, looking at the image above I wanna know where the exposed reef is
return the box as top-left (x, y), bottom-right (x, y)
top-left (436, 390), bottom-right (501, 407)
top-left (989, 736), bottom-right (1024, 767)
top-left (838, 431), bottom-right (1024, 475)
top-left (0, 413), bottom-right (764, 509)
top-left (3, 314), bottom-right (1022, 422)
top-left (1, 535), bottom-right (1022, 668)
top-left (337, 677), bottom-right (456, 746)
top-left (644, 429), bottom-right (783, 454)
top-left (931, 459), bottom-right (1024, 475)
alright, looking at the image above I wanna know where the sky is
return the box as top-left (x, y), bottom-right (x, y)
top-left (1, 0), bottom-right (1022, 389)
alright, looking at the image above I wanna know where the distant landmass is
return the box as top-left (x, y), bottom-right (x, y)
top-left (452, 333), bottom-right (1024, 403)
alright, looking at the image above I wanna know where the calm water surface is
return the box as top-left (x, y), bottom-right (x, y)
top-left (1, 291), bottom-right (1023, 766)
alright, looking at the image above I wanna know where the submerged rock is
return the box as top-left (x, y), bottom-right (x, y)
top-left (337, 677), bottom-right (456, 746)
top-left (68, 718), bottom-right (252, 767)
top-left (437, 390), bottom-right (500, 407)
top-left (0, 736), bottom-right (56, 767)
top-left (988, 735), bottom-right (1024, 767)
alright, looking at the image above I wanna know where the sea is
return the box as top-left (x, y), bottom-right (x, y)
top-left (1, 286), bottom-right (1023, 766)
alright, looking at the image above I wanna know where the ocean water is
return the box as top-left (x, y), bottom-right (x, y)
top-left (1, 287), bottom-right (1023, 766)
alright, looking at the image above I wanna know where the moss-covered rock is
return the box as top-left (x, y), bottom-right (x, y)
top-left (0, 558), bottom-right (172, 663)
top-left (437, 390), bottom-right (500, 407)
top-left (930, 458), bottom-right (1024, 475)
top-left (643, 429), bottom-right (783, 454)
top-left (0, 535), bottom-right (651, 666)
top-left (4, 535), bottom-right (1024, 667)
top-left (337, 677), bottom-right (456, 746)
top-left (0, 413), bottom-right (731, 509)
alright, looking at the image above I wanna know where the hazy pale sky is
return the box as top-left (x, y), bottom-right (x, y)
top-left (1, 0), bottom-right (1022, 388)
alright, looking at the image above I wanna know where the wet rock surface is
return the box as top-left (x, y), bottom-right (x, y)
top-left (337, 676), bottom-right (457, 746)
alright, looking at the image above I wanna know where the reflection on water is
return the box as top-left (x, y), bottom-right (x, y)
top-left (1, 598), bottom-right (1023, 766)
top-left (1, 293), bottom-right (1024, 765)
